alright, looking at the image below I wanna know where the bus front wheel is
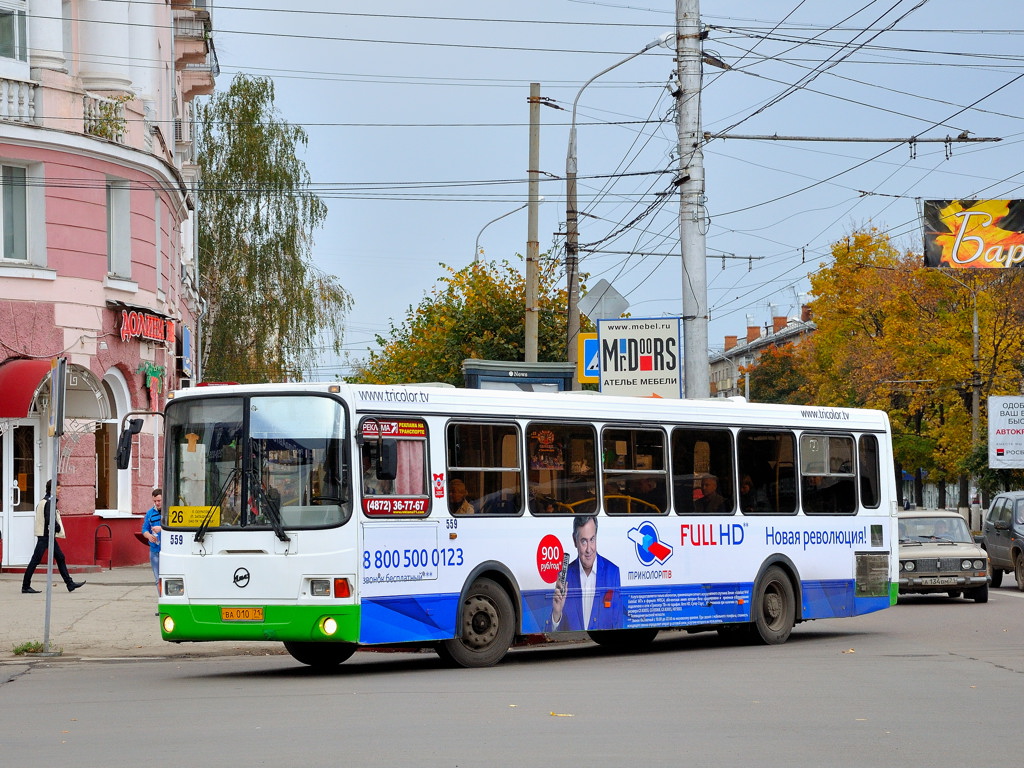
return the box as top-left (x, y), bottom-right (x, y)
top-left (752, 566), bottom-right (795, 645)
top-left (437, 578), bottom-right (515, 668)
top-left (283, 641), bottom-right (357, 668)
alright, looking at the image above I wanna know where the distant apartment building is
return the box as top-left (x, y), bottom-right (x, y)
top-left (0, 1), bottom-right (216, 570)
top-left (710, 306), bottom-right (815, 398)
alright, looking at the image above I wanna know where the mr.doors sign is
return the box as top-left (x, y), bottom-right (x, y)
top-left (923, 200), bottom-right (1024, 268)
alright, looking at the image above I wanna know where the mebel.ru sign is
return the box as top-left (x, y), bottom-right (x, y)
top-left (923, 200), bottom-right (1024, 268)
top-left (598, 317), bottom-right (682, 398)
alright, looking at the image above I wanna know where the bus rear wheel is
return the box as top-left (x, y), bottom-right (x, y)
top-left (752, 566), bottom-right (795, 645)
top-left (437, 578), bottom-right (515, 668)
top-left (283, 641), bottom-right (357, 668)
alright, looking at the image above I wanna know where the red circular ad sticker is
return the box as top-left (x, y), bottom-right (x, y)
top-left (537, 534), bottom-right (565, 584)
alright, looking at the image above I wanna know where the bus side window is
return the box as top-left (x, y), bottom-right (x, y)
top-left (671, 427), bottom-right (735, 515)
top-left (737, 430), bottom-right (797, 515)
top-left (358, 418), bottom-right (430, 517)
top-left (859, 434), bottom-right (881, 509)
top-left (800, 434), bottom-right (856, 515)
top-left (601, 427), bottom-right (668, 514)
top-left (526, 422), bottom-right (597, 515)
top-left (446, 422), bottom-right (522, 515)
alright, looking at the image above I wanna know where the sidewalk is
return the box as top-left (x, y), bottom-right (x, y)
top-left (0, 565), bottom-right (278, 662)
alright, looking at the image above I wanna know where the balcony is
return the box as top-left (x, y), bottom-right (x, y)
top-left (0, 77), bottom-right (37, 125)
top-left (173, 14), bottom-right (211, 70)
top-left (83, 93), bottom-right (128, 143)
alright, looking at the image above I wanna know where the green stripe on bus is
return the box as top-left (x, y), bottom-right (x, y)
top-left (159, 604), bottom-right (360, 643)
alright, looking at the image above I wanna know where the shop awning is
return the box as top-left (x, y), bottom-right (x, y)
top-left (0, 358), bottom-right (52, 418)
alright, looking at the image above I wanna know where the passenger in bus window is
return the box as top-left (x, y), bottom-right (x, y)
top-left (739, 474), bottom-right (774, 514)
top-left (448, 478), bottom-right (475, 515)
top-left (628, 476), bottom-right (666, 512)
top-left (545, 515), bottom-right (622, 631)
top-left (693, 474), bottom-right (725, 514)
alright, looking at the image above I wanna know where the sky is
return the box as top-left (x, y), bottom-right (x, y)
top-left (208, 1), bottom-right (1024, 380)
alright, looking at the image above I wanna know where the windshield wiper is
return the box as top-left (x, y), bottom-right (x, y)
top-left (249, 469), bottom-right (290, 543)
top-left (196, 469), bottom-right (241, 544)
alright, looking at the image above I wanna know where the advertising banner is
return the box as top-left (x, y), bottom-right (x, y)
top-left (923, 200), bottom-right (1024, 268)
top-left (598, 317), bottom-right (682, 398)
top-left (988, 396), bottom-right (1024, 469)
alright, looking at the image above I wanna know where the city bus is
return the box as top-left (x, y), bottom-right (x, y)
top-left (151, 382), bottom-right (897, 668)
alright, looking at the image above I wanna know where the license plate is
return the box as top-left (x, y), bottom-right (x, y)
top-left (919, 577), bottom-right (957, 586)
top-left (221, 607), bottom-right (264, 622)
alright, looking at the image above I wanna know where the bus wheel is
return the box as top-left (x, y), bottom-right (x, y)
top-left (438, 578), bottom-right (515, 668)
top-left (752, 566), bottom-right (795, 645)
top-left (283, 641), bottom-right (357, 668)
top-left (588, 628), bottom-right (659, 651)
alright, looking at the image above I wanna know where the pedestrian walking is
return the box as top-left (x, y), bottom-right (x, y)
top-left (141, 487), bottom-right (162, 589)
top-left (22, 480), bottom-right (86, 594)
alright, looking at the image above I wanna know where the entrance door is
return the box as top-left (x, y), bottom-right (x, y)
top-left (1, 422), bottom-right (40, 567)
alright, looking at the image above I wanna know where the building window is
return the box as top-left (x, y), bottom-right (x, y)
top-left (0, 5), bottom-right (27, 62)
top-left (107, 179), bottom-right (130, 277)
top-left (0, 164), bottom-right (26, 260)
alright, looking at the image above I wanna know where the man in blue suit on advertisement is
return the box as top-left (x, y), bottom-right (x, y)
top-left (546, 515), bottom-right (622, 631)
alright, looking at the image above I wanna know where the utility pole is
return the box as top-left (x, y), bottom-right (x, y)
top-left (526, 83), bottom-right (540, 363)
top-left (677, 0), bottom-right (709, 398)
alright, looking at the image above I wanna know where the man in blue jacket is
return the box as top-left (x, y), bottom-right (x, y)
top-left (141, 488), bottom-right (162, 590)
top-left (547, 515), bottom-right (622, 631)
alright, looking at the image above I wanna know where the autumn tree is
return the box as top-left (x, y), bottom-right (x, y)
top-left (746, 345), bottom-right (807, 405)
top-left (352, 257), bottom-right (577, 386)
top-left (799, 227), bottom-right (1024, 504)
top-left (197, 74), bottom-right (351, 382)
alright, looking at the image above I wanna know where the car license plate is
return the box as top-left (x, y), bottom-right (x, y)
top-left (919, 577), bottom-right (956, 586)
top-left (221, 607), bottom-right (264, 622)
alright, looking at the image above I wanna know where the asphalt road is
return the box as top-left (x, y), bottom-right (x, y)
top-left (3, 585), bottom-right (1023, 767)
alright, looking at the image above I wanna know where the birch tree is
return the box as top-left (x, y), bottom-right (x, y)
top-left (197, 74), bottom-right (350, 382)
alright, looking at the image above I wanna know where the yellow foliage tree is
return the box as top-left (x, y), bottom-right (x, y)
top-left (799, 228), bottom-right (1024, 502)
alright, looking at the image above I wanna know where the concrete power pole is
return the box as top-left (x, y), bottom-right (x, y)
top-left (526, 83), bottom-right (541, 363)
top-left (677, 0), bottom-right (709, 398)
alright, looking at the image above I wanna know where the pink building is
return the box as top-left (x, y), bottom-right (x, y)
top-left (0, 1), bottom-right (215, 570)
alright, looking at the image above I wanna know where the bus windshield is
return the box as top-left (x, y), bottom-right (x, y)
top-left (164, 394), bottom-right (350, 531)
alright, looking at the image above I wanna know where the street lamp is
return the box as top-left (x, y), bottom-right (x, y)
top-left (565, 32), bottom-right (674, 387)
top-left (473, 198), bottom-right (543, 263)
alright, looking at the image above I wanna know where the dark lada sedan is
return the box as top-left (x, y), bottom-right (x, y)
top-left (980, 491), bottom-right (1024, 589)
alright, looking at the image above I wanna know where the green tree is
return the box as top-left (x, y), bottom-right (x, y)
top-left (197, 74), bottom-right (351, 382)
top-left (352, 257), bottom-right (577, 386)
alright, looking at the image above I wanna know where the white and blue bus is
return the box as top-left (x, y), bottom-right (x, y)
top-left (153, 383), bottom-right (897, 667)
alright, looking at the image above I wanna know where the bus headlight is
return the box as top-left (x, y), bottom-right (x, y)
top-left (164, 578), bottom-right (185, 596)
top-left (320, 617), bottom-right (338, 636)
top-left (162, 615), bottom-right (175, 633)
top-left (310, 579), bottom-right (331, 597)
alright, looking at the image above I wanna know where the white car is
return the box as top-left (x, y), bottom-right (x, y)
top-left (897, 510), bottom-right (989, 602)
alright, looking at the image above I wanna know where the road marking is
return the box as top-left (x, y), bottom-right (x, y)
top-left (993, 589), bottom-right (1024, 599)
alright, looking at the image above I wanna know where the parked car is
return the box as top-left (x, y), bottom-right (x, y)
top-left (980, 491), bottom-right (1024, 589)
top-left (897, 511), bottom-right (989, 602)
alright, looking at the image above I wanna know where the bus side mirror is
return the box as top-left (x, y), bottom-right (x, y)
top-left (377, 438), bottom-right (398, 481)
top-left (115, 418), bottom-right (144, 470)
